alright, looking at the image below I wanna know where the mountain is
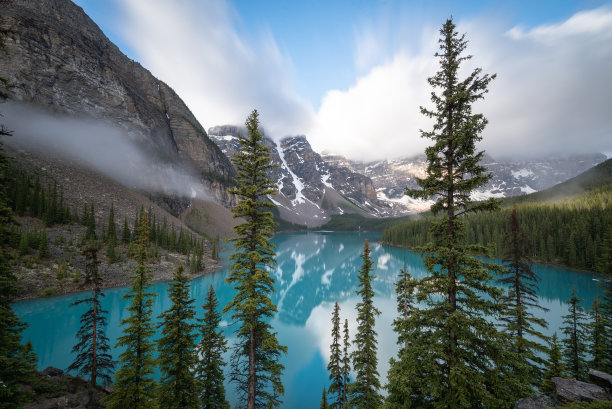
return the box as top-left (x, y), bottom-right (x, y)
top-left (209, 126), bottom-right (392, 227)
top-left (323, 152), bottom-right (607, 213)
top-left (0, 0), bottom-right (234, 205)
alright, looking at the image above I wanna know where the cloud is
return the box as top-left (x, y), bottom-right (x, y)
top-left (308, 7), bottom-right (612, 161)
top-left (3, 103), bottom-right (212, 200)
top-left (115, 0), bottom-right (314, 139)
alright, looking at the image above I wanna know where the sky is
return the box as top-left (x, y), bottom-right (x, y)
top-left (72, 0), bottom-right (612, 161)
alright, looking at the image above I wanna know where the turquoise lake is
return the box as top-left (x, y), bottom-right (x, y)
top-left (13, 231), bottom-right (604, 408)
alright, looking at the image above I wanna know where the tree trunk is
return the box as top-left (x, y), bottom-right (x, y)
top-left (248, 328), bottom-right (256, 409)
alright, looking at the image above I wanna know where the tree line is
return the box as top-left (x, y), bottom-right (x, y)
top-left (382, 195), bottom-right (612, 275)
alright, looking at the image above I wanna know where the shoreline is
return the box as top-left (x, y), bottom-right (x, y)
top-left (14, 259), bottom-right (224, 303)
top-left (378, 240), bottom-right (609, 279)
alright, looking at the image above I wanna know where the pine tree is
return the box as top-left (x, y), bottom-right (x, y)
top-left (106, 203), bottom-right (118, 263)
top-left (85, 203), bottom-right (96, 241)
top-left (196, 285), bottom-right (229, 409)
top-left (121, 217), bottom-right (131, 244)
top-left (320, 386), bottom-right (329, 409)
top-left (37, 228), bottom-right (49, 260)
top-left (223, 109), bottom-right (286, 409)
top-left (385, 261), bottom-right (418, 408)
top-left (106, 211), bottom-right (157, 409)
top-left (349, 240), bottom-right (381, 409)
top-left (403, 18), bottom-right (524, 408)
top-left (498, 207), bottom-right (549, 388)
top-left (157, 263), bottom-right (200, 409)
top-left (561, 288), bottom-right (588, 381)
top-left (542, 333), bottom-right (566, 393)
top-left (67, 246), bottom-right (114, 388)
top-left (589, 297), bottom-right (606, 371)
top-left (327, 302), bottom-right (343, 409)
top-left (341, 319), bottom-right (350, 408)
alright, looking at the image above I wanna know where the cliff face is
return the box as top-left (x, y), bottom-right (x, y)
top-left (0, 0), bottom-right (235, 186)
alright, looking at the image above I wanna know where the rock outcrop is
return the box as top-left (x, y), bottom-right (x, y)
top-left (0, 0), bottom-right (235, 200)
top-left (513, 396), bottom-right (552, 409)
top-left (552, 377), bottom-right (610, 404)
top-left (24, 367), bottom-right (108, 409)
top-left (590, 369), bottom-right (612, 392)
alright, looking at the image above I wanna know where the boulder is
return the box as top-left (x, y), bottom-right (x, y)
top-left (514, 396), bottom-right (552, 409)
top-left (590, 369), bottom-right (612, 391)
top-left (552, 377), bottom-right (609, 403)
top-left (40, 366), bottom-right (64, 377)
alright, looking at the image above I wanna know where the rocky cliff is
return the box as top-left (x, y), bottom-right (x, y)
top-left (0, 0), bottom-right (235, 199)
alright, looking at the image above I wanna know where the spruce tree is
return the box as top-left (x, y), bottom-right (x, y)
top-left (157, 263), bottom-right (200, 409)
top-left (349, 240), bottom-right (381, 409)
top-left (341, 319), bottom-right (350, 408)
top-left (328, 302), bottom-right (344, 409)
top-left (85, 202), bottom-right (96, 241)
top-left (498, 207), bottom-right (549, 388)
top-left (404, 18), bottom-right (524, 408)
top-left (589, 297), bottom-right (606, 371)
top-left (106, 211), bottom-right (157, 409)
top-left (121, 217), bottom-right (131, 244)
top-left (542, 333), bottom-right (566, 393)
top-left (561, 288), bottom-right (589, 381)
top-left (67, 246), bottom-right (114, 388)
top-left (223, 109), bottom-right (286, 409)
top-left (105, 203), bottom-right (118, 262)
top-left (320, 386), bottom-right (329, 409)
top-left (196, 285), bottom-right (229, 409)
top-left (385, 261), bottom-right (418, 408)
top-left (37, 228), bottom-right (49, 260)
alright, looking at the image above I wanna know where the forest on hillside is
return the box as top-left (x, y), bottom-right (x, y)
top-left (383, 183), bottom-right (612, 274)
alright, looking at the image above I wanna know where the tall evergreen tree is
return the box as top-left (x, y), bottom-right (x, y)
top-left (67, 246), bottom-right (114, 388)
top-left (589, 297), bottom-right (606, 371)
top-left (106, 211), bottom-right (157, 409)
top-left (542, 333), bottom-right (566, 394)
top-left (403, 18), bottom-right (524, 408)
top-left (320, 386), bottom-right (329, 409)
top-left (121, 216), bottom-right (131, 244)
top-left (497, 207), bottom-right (549, 388)
top-left (157, 264), bottom-right (199, 409)
top-left (341, 319), bottom-right (351, 408)
top-left (196, 285), bottom-right (229, 409)
top-left (328, 302), bottom-right (344, 409)
top-left (85, 202), bottom-right (96, 241)
top-left (561, 288), bottom-right (589, 381)
top-left (349, 240), bottom-right (382, 409)
top-left (385, 261), bottom-right (418, 408)
top-left (223, 109), bottom-right (286, 409)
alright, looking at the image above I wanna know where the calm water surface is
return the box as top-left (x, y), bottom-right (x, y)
top-left (13, 232), bottom-right (604, 409)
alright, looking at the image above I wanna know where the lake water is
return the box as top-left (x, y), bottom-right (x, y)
top-left (13, 232), bottom-right (604, 408)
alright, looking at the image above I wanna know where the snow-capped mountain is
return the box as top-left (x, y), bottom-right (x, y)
top-left (208, 126), bottom-right (391, 227)
top-left (210, 126), bottom-right (607, 224)
top-left (324, 152), bottom-right (607, 213)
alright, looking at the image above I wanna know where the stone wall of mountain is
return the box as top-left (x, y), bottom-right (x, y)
top-left (208, 126), bottom-right (389, 226)
top-left (0, 0), bottom-right (235, 204)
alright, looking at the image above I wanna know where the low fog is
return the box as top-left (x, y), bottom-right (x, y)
top-left (2, 102), bottom-right (212, 200)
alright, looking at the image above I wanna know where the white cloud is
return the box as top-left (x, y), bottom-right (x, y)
top-left (116, 0), bottom-right (313, 139)
top-left (308, 8), bottom-right (612, 160)
top-left (117, 3), bottom-right (612, 161)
